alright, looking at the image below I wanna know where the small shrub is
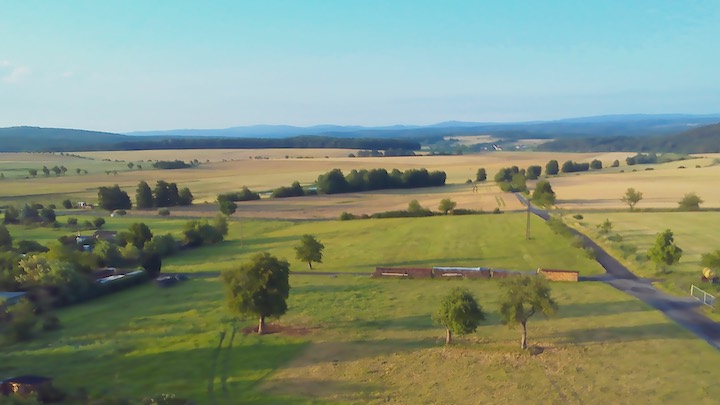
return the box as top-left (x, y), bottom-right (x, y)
top-left (584, 247), bottom-right (597, 260)
top-left (571, 235), bottom-right (584, 248)
top-left (492, 208), bottom-right (502, 214)
top-left (339, 212), bottom-right (355, 221)
top-left (158, 208), bottom-right (171, 216)
top-left (114, 209), bottom-right (127, 216)
top-left (607, 234), bottom-right (623, 242)
top-left (67, 217), bottom-right (78, 226)
top-left (572, 214), bottom-right (584, 220)
top-left (42, 314), bottom-right (62, 331)
top-left (619, 244), bottom-right (637, 259)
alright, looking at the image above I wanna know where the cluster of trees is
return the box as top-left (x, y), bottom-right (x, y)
top-left (2, 204), bottom-right (57, 225)
top-left (218, 187), bottom-right (261, 203)
top-left (625, 153), bottom-right (659, 165)
top-left (98, 185), bottom-right (132, 211)
top-left (151, 160), bottom-right (195, 170)
top-left (27, 165), bottom-right (69, 178)
top-left (136, 181), bottom-right (193, 209)
top-left (560, 160), bottom-right (591, 173)
top-left (354, 149), bottom-right (416, 157)
top-left (340, 199), bottom-right (491, 221)
top-left (494, 167), bottom-right (527, 192)
top-left (222, 234), bottom-right (325, 335)
top-left (271, 181), bottom-right (308, 198)
top-left (315, 168), bottom-right (447, 195)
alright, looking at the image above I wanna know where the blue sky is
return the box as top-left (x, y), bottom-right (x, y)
top-left (1, 0), bottom-right (718, 132)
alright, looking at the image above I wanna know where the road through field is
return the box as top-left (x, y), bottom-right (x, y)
top-left (515, 193), bottom-right (720, 350)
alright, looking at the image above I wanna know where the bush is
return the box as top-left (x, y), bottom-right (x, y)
top-left (62, 199), bottom-right (73, 209)
top-left (451, 209), bottom-right (485, 215)
top-left (573, 214), bottom-right (584, 220)
top-left (492, 208), bottom-right (502, 214)
top-left (584, 247), bottom-right (597, 259)
top-left (114, 209), bottom-right (127, 216)
top-left (619, 244), bottom-right (637, 259)
top-left (607, 234), bottom-right (623, 242)
top-left (158, 208), bottom-right (171, 216)
top-left (571, 235), bottom-right (585, 248)
top-left (339, 212), bottom-right (355, 221)
top-left (17, 240), bottom-right (49, 254)
top-left (93, 217), bottom-right (106, 228)
top-left (67, 217), bottom-right (78, 226)
top-left (42, 314), bottom-right (62, 331)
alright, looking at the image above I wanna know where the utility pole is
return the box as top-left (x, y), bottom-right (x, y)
top-left (525, 194), bottom-right (532, 240)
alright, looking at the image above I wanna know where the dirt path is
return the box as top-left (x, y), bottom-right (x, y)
top-left (515, 193), bottom-right (720, 350)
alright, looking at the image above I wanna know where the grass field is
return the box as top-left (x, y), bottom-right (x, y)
top-left (3, 275), bottom-right (720, 404)
top-left (567, 212), bottom-right (720, 294)
top-left (6, 212), bottom-right (605, 275)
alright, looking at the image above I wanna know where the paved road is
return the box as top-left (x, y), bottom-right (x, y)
top-left (515, 193), bottom-right (720, 350)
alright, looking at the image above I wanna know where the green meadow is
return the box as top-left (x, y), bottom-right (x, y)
top-left (568, 212), bottom-right (720, 294)
top-left (3, 275), bottom-right (720, 404)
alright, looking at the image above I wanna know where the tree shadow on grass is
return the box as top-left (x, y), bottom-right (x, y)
top-left (552, 323), bottom-right (691, 345)
top-left (250, 378), bottom-right (383, 405)
top-left (555, 300), bottom-right (652, 319)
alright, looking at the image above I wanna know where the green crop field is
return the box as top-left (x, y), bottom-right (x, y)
top-left (3, 275), bottom-right (720, 404)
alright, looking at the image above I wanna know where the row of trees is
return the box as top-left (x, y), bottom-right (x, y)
top-left (98, 182), bottom-right (194, 211)
top-left (316, 168), bottom-right (447, 194)
top-left (136, 181), bottom-right (193, 209)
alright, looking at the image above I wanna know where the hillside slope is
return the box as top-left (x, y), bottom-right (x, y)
top-left (0, 127), bottom-right (130, 152)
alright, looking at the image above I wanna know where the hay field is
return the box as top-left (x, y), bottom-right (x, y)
top-left (547, 162), bottom-right (720, 210)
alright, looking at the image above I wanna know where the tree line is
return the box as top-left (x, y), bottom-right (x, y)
top-left (97, 181), bottom-right (194, 211)
top-left (316, 168), bottom-right (446, 194)
top-left (62, 136), bottom-right (422, 152)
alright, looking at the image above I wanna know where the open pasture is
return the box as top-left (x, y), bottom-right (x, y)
top-left (3, 274), bottom-right (720, 404)
top-left (567, 212), bottom-right (720, 293)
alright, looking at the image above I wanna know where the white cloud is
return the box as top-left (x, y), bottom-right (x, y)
top-left (2, 65), bottom-right (30, 83)
top-left (61, 71), bottom-right (73, 78)
top-left (0, 60), bottom-right (10, 67)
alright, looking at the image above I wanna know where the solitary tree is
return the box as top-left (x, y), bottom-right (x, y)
top-left (42, 166), bottom-right (50, 176)
top-left (499, 276), bottom-right (557, 350)
top-left (611, 160), bottom-right (620, 168)
top-left (438, 198), bottom-right (457, 215)
top-left (141, 252), bottom-right (162, 278)
top-left (222, 252), bottom-right (290, 335)
top-left (475, 168), bottom-right (487, 182)
top-left (294, 234), bottom-right (324, 270)
top-left (433, 287), bottom-right (485, 345)
top-left (28, 169), bottom-right (38, 177)
top-left (0, 224), bottom-right (12, 250)
top-left (620, 188), bottom-right (643, 211)
top-left (647, 229), bottom-right (682, 273)
top-left (127, 162), bottom-right (135, 170)
top-left (678, 193), bottom-right (703, 211)
top-left (220, 200), bottom-right (237, 216)
top-left (596, 218), bottom-right (613, 235)
top-left (531, 180), bottom-right (556, 207)
top-left (590, 159), bottom-right (603, 170)
top-left (126, 223), bottom-right (153, 249)
top-left (62, 199), bottom-right (73, 209)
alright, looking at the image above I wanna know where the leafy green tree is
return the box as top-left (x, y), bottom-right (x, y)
top-left (220, 199), bottom-right (237, 216)
top-left (213, 214), bottom-right (229, 236)
top-left (135, 181), bottom-right (154, 209)
top-left (141, 252), bottom-right (162, 278)
top-left (475, 168), bottom-right (487, 182)
top-left (620, 188), bottom-right (643, 211)
top-left (93, 217), bottom-right (106, 229)
top-left (178, 187), bottom-right (194, 206)
top-left (42, 166), bottom-right (50, 176)
top-left (432, 287), bottom-right (486, 345)
top-left (98, 185), bottom-right (131, 211)
top-left (2, 299), bottom-right (38, 343)
top-left (75, 168), bottom-right (82, 175)
top-left (127, 162), bottom-right (134, 169)
top-left (127, 223), bottom-right (153, 249)
top-left (294, 234), bottom-right (325, 270)
top-left (16, 256), bottom-right (86, 299)
top-left (590, 159), bottom-right (603, 170)
top-left (701, 250), bottom-right (720, 270)
top-left (28, 169), bottom-right (38, 177)
top-left (316, 169), bottom-right (348, 194)
top-left (20, 204), bottom-right (39, 224)
top-left (407, 199), bottom-right (423, 213)
top-left (39, 207), bottom-right (56, 223)
top-left (222, 252), bottom-right (290, 335)
top-left (438, 198), bottom-right (457, 215)
top-left (153, 180), bottom-right (172, 207)
top-left (182, 219), bottom-right (224, 247)
top-left (51, 165), bottom-right (62, 176)
top-left (93, 240), bottom-right (122, 267)
top-left (647, 229), bottom-right (683, 273)
top-left (0, 224), bottom-right (12, 250)
top-left (530, 180), bottom-right (556, 207)
top-left (678, 193), bottom-right (703, 211)
top-left (611, 159), bottom-right (620, 167)
top-left (526, 165), bottom-right (542, 180)
top-left (499, 275), bottom-right (557, 350)
top-left (3, 205), bottom-right (19, 224)
top-left (62, 199), bottom-right (73, 209)
top-left (545, 160), bottom-right (559, 175)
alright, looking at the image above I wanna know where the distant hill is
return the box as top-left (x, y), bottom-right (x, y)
top-left (537, 122), bottom-right (720, 153)
top-left (0, 127), bottom-right (131, 152)
top-left (2, 114), bottom-right (720, 152)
